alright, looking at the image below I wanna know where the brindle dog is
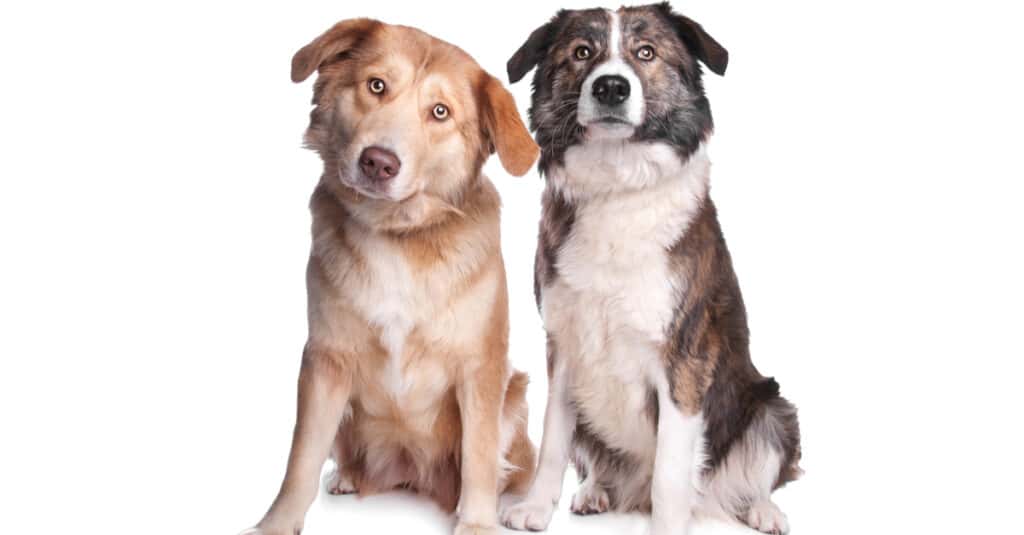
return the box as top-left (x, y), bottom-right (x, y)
top-left (500, 4), bottom-right (801, 535)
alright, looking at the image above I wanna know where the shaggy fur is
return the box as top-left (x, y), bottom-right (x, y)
top-left (501, 4), bottom-right (801, 535)
top-left (243, 19), bottom-right (538, 535)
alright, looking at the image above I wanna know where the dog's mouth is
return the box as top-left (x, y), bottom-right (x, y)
top-left (338, 166), bottom-right (394, 201)
top-left (339, 165), bottom-right (422, 204)
top-left (592, 116), bottom-right (632, 126)
top-left (583, 115), bottom-right (636, 140)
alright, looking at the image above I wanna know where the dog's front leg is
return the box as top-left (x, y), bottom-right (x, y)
top-left (455, 358), bottom-right (505, 535)
top-left (500, 351), bottom-right (573, 532)
top-left (650, 382), bottom-right (703, 535)
top-left (247, 348), bottom-right (352, 535)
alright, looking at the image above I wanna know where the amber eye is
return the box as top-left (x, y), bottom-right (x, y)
top-left (574, 46), bottom-right (592, 61)
top-left (432, 104), bottom-right (450, 120)
top-left (368, 78), bottom-right (386, 94)
top-left (637, 46), bottom-right (655, 61)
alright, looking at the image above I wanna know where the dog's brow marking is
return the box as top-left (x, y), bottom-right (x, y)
top-left (607, 10), bottom-right (621, 59)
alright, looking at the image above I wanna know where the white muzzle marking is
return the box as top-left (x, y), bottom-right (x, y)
top-left (576, 10), bottom-right (645, 137)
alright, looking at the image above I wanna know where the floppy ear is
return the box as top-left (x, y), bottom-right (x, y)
top-left (291, 18), bottom-right (380, 83)
top-left (506, 18), bottom-right (557, 83)
top-left (479, 75), bottom-right (539, 176)
top-left (658, 3), bottom-right (729, 76)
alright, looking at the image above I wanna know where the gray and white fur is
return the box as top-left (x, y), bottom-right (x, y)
top-left (500, 4), bottom-right (801, 535)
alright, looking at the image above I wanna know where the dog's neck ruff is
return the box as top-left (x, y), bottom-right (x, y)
top-left (547, 139), bottom-right (711, 204)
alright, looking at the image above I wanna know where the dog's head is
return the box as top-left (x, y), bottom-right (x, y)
top-left (507, 3), bottom-right (726, 174)
top-left (293, 19), bottom-right (537, 229)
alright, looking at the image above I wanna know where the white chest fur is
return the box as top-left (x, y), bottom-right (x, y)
top-left (325, 222), bottom-right (499, 420)
top-left (336, 231), bottom-right (455, 418)
top-left (350, 236), bottom-right (426, 395)
top-left (542, 141), bottom-right (710, 459)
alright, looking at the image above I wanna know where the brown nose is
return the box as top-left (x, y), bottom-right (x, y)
top-left (358, 146), bottom-right (401, 181)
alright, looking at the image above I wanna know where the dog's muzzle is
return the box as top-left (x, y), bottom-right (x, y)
top-left (358, 146), bottom-right (401, 182)
top-left (578, 60), bottom-right (645, 134)
top-left (592, 75), bottom-right (630, 107)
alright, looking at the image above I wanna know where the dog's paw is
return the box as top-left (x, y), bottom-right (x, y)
top-left (745, 500), bottom-right (790, 535)
top-left (454, 522), bottom-right (498, 535)
top-left (500, 498), bottom-right (556, 531)
top-left (325, 467), bottom-right (357, 495)
top-left (570, 482), bottom-right (609, 515)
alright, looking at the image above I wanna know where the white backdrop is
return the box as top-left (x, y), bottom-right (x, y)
top-left (1, 1), bottom-right (1022, 534)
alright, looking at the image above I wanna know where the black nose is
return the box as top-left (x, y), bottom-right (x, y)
top-left (592, 75), bottom-right (630, 106)
top-left (358, 146), bottom-right (401, 181)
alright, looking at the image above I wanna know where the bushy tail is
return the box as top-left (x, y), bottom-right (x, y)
top-left (699, 384), bottom-right (802, 523)
top-left (500, 371), bottom-right (536, 496)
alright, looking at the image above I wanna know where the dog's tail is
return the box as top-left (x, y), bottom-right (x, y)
top-left (699, 379), bottom-right (802, 523)
top-left (500, 370), bottom-right (536, 496)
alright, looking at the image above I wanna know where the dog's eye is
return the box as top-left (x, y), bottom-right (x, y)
top-left (574, 46), bottom-right (592, 61)
top-left (636, 46), bottom-right (656, 61)
top-left (636, 46), bottom-right (655, 62)
top-left (368, 78), bottom-right (386, 94)
top-left (432, 104), bottom-right (450, 121)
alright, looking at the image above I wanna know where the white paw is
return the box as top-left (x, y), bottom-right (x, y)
top-left (500, 498), bottom-right (556, 531)
top-left (745, 500), bottom-right (790, 535)
top-left (570, 482), bottom-right (609, 515)
top-left (325, 467), bottom-right (357, 495)
top-left (454, 522), bottom-right (498, 535)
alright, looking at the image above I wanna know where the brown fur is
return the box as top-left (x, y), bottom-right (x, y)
top-left (248, 20), bottom-right (538, 535)
top-left (665, 201), bottom-right (801, 485)
top-left (505, 4), bottom-right (799, 530)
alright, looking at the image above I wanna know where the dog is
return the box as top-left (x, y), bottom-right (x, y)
top-left (499, 4), bottom-right (801, 535)
top-left (241, 19), bottom-right (540, 535)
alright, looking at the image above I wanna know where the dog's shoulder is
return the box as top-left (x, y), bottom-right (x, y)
top-left (534, 186), bottom-right (576, 306)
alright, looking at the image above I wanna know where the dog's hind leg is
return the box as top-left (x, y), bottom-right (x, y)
top-left (569, 423), bottom-right (653, 515)
top-left (570, 476), bottom-right (610, 515)
top-left (324, 467), bottom-right (357, 495)
top-left (325, 419), bottom-right (358, 495)
top-left (701, 397), bottom-right (801, 535)
top-left (569, 448), bottom-right (610, 515)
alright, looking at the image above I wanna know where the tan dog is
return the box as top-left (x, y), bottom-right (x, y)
top-left (242, 19), bottom-right (539, 535)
